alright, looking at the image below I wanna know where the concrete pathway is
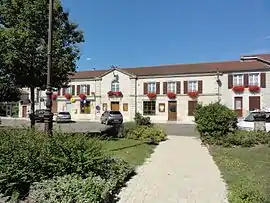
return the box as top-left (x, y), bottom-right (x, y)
top-left (117, 136), bottom-right (228, 203)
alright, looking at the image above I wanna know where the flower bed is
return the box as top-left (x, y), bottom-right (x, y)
top-left (249, 85), bottom-right (260, 93)
top-left (147, 92), bottom-right (156, 99)
top-left (167, 92), bottom-right (176, 99)
top-left (187, 91), bottom-right (199, 98)
top-left (64, 93), bottom-right (72, 100)
top-left (107, 91), bottom-right (123, 97)
top-left (232, 85), bottom-right (244, 93)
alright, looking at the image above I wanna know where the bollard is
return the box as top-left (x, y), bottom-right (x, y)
top-left (253, 112), bottom-right (266, 131)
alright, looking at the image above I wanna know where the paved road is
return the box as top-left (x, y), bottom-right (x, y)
top-left (117, 136), bottom-right (228, 203)
top-left (0, 119), bottom-right (109, 133)
top-left (0, 118), bottom-right (197, 136)
top-left (156, 123), bottom-right (198, 136)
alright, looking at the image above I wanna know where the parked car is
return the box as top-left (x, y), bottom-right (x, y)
top-left (101, 110), bottom-right (123, 125)
top-left (56, 111), bottom-right (72, 123)
top-left (31, 109), bottom-right (46, 123)
top-left (237, 110), bottom-right (270, 131)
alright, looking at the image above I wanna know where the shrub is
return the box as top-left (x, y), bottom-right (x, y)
top-left (194, 102), bottom-right (237, 137)
top-left (134, 112), bottom-right (152, 126)
top-left (128, 125), bottom-right (167, 144)
top-left (28, 174), bottom-right (115, 203)
top-left (0, 128), bottom-right (134, 201)
top-left (203, 130), bottom-right (270, 147)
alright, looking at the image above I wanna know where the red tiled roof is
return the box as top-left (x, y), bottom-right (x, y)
top-left (70, 54), bottom-right (270, 79)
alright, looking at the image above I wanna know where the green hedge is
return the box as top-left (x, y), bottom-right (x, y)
top-left (0, 128), bottom-right (133, 202)
top-left (204, 130), bottom-right (270, 147)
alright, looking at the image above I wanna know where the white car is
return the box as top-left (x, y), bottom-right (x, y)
top-left (237, 111), bottom-right (270, 132)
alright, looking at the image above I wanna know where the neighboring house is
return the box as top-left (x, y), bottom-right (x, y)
top-left (17, 54), bottom-right (270, 123)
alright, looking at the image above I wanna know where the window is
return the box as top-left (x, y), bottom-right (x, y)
top-left (111, 81), bottom-right (119, 92)
top-left (167, 82), bottom-right (176, 93)
top-left (123, 103), bottom-right (128, 111)
top-left (143, 101), bottom-right (156, 115)
top-left (233, 74), bottom-right (244, 86)
top-left (66, 87), bottom-right (72, 94)
top-left (80, 100), bottom-right (91, 114)
top-left (102, 103), bottom-right (107, 111)
top-left (148, 82), bottom-right (156, 93)
top-left (188, 81), bottom-right (198, 92)
top-left (80, 85), bottom-right (87, 93)
top-left (249, 73), bottom-right (259, 86)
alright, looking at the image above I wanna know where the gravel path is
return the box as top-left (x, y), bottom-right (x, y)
top-left (117, 136), bottom-right (228, 203)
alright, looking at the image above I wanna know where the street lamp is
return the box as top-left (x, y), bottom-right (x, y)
top-left (44, 0), bottom-right (54, 135)
top-left (240, 56), bottom-right (270, 66)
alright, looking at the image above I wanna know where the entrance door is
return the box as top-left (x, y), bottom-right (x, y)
top-left (234, 97), bottom-right (243, 117)
top-left (249, 96), bottom-right (260, 111)
top-left (111, 102), bottom-right (120, 111)
top-left (22, 106), bottom-right (27, 117)
top-left (168, 101), bottom-right (177, 121)
top-left (52, 100), bottom-right (58, 113)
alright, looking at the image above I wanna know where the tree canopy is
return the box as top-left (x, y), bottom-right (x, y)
top-left (0, 0), bottom-right (84, 90)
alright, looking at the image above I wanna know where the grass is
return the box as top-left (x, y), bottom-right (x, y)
top-left (210, 145), bottom-right (270, 203)
top-left (103, 139), bottom-right (155, 166)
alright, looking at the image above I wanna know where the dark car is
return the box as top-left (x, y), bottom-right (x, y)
top-left (31, 109), bottom-right (46, 122)
top-left (101, 110), bottom-right (123, 125)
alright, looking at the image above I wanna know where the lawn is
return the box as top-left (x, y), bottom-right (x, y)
top-left (103, 138), bottom-right (155, 166)
top-left (210, 145), bottom-right (270, 203)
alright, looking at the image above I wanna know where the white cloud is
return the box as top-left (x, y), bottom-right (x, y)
top-left (86, 57), bottom-right (92, 61)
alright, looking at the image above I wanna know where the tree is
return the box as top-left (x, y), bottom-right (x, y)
top-left (0, 58), bottom-right (21, 102)
top-left (0, 0), bottom-right (84, 127)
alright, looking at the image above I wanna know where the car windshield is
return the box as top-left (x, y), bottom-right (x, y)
top-left (110, 111), bottom-right (121, 115)
top-left (244, 112), bottom-right (270, 122)
top-left (58, 112), bottom-right (70, 115)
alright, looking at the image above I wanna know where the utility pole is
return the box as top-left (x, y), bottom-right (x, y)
top-left (44, 0), bottom-right (53, 135)
top-left (216, 68), bottom-right (221, 103)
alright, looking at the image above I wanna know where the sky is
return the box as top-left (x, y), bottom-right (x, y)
top-left (62, 0), bottom-right (270, 71)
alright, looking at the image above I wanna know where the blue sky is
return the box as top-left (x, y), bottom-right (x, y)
top-left (63, 0), bottom-right (270, 71)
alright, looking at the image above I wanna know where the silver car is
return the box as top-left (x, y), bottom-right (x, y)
top-left (101, 110), bottom-right (123, 125)
top-left (56, 111), bottom-right (72, 123)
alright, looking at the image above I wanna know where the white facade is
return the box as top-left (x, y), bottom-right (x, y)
top-left (18, 65), bottom-right (270, 123)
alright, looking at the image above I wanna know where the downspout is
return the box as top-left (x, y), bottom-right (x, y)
top-left (135, 77), bottom-right (138, 115)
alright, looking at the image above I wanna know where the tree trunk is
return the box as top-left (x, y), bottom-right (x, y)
top-left (30, 86), bottom-right (36, 128)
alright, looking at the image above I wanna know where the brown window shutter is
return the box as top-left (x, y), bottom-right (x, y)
top-left (163, 82), bottom-right (167, 94)
top-left (86, 85), bottom-right (90, 95)
top-left (62, 88), bottom-right (66, 95)
top-left (72, 85), bottom-right (75, 95)
top-left (228, 75), bottom-right (233, 89)
top-left (176, 81), bottom-right (181, 94)
top-left (143, 83), bottom-right (148, 94)
top-left (156, 82), bottom-right (160, 94)
top-left (77, 85), bottom-right (80, 95)
top-left (244, 74), bottom-right (249, 87)
top-left (188, 100), bottom-right (198, 116)
top-left (260, 73), bottom-right (266, 88)
top-left (198, 80), bottom-right (203, 94)
top-left (184, 81), bottom-right (188, 94)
